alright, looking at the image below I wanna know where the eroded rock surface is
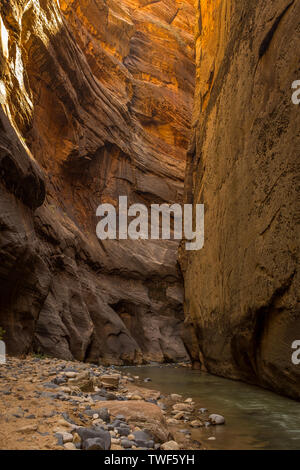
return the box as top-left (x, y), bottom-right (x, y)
top-left (0, 0), bottom-right (194, 363)
top-left (180, 0), bottom-right (300, 399)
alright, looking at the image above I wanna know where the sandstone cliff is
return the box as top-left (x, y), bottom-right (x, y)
top-left (0, 0), bottom-right (194, 363)
top-left (181, 0), bottom-right (300, 398)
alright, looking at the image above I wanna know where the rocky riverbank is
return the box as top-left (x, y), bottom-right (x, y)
top-left (0, 357), bottom-right (225, 450)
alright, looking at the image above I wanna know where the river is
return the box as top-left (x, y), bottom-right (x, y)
top-left (121, 365), bottom-right (300, 450)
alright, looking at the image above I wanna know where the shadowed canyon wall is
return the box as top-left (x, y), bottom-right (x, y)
top-left (180, 0), bottom-right (300, 399)
top-left (0, 0), bottom-right (195, 364)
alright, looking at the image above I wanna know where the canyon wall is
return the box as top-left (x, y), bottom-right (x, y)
top-left (0, 0), bottom-right (195, 364)
top-left (181, 0), bottom-right (300, 398)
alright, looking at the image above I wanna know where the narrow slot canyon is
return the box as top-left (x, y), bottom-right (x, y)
top-left (0, 0), bottom-right (299, 452)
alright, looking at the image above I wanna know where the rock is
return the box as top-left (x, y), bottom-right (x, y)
top-left (84, 407), bottom-right (110, 423)
top-left (99, 375), bottom-right (120, 390)
top-left (77, 427), bottom-right (111, 450)
top-left (161, 441), bottom-right (180, 451)
top-left (61, 432), bottom-right (74, 443)
top-left (121, 439), bottom-right (133, 449)
top-left (64, 442), bottom-right (77, 450)
top-left (54, 433), bottom-right (64, 446)
top-left (170, 394), bottom-right (182, 401)
top-left (199, 408), bottom-right (207, 414)
top-left (133, 430), bottom-right (153, 448)
top-left (82, 438), bottom-right (109, 451)
top-left (185, 398), bottom-right (193, 403)
top-left (209, 414), bottom-right (225, 425)
top-left (172, 403), bottom-right (193, 412)
top-left (116, 427), bottom-right (130, 437)
top-left (144, 378), bottom-right (152, 383)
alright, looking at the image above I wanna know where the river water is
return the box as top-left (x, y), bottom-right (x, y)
top-left (121, 365), bottom-right (300, 450)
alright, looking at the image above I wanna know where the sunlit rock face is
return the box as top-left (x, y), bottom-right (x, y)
top-left (181, 0), bottom-right (300, 398)
top-left (0, 0), bottom-right (194, 363)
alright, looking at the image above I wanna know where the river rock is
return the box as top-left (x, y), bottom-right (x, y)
top-left (64, 442), bottom-right (77, 450)
top-left (61, 432), bottom-right (74, 443)
top-left (190, 420), bottom-right (203, 428)
top-left (121, 439), bottom-right (133, 449)
top-left (209, 414), bottom-right (225, 425)
top-left (82, 438), bottom-right (108, 450)
top-left (172, 403), bottom-right (193, 412)
top-left (133, 430), bottom-right (153, 447)
top-left (77, 427), bottom-right (111, 450)
top-left (161, 441), bottom-right (180, 450)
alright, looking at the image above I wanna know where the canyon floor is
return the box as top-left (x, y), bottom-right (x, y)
top-left (0, 357), bottom-right (225, 450)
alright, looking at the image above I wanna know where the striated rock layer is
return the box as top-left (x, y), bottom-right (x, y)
top-left (181, 0), bottom-right (300, 398)
top-left (0, 0), bottom-right (195, 363)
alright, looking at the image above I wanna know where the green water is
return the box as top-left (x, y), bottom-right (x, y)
top-left (121, 365), bottom-right (300, 450)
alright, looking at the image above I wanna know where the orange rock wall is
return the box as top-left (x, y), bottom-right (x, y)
top-left (0, 0), bottom-right (194, 364)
